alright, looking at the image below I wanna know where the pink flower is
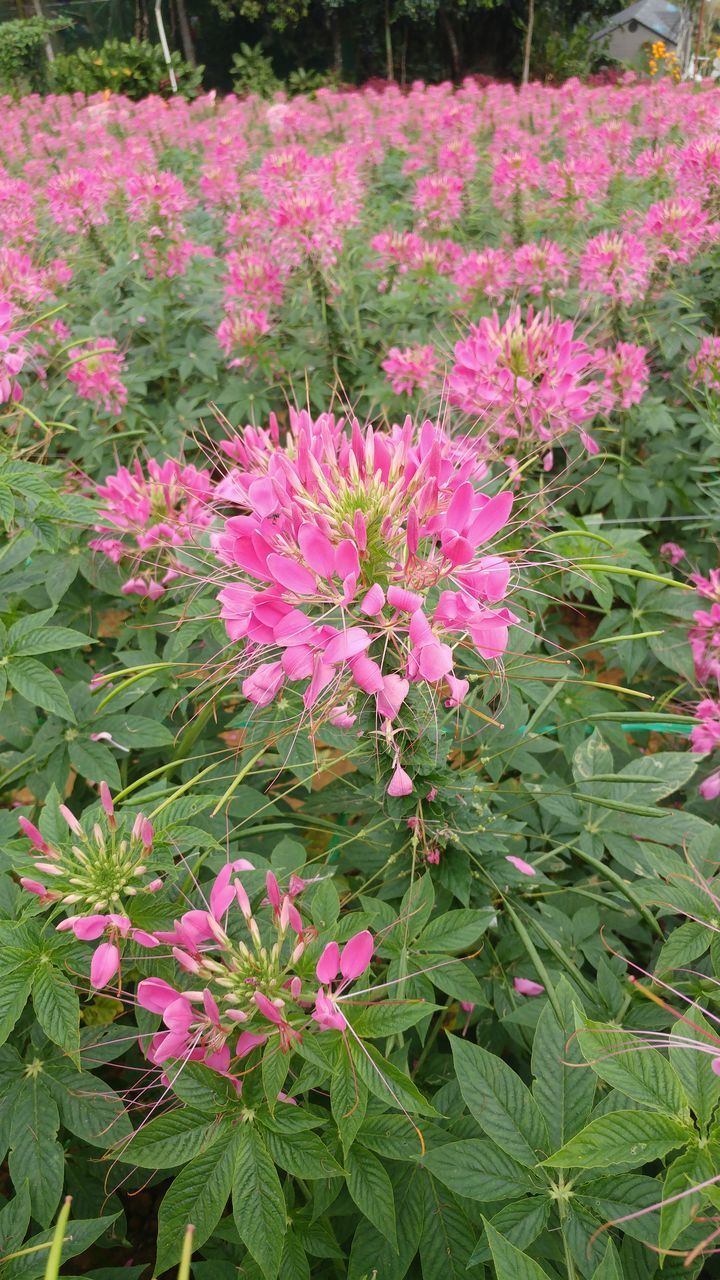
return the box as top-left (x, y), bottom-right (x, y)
top-left (449, 306), bottom-right (600, 455)
top-left (382, 344), bottom-right (438, 397)
top-left (387, 761), bottom-right (413, 797)
top-left (506, 855), bottom-right (536, 876)
top-left (313, 929), bottom-right (374, 1032)
top-left (660, 542), bottom-right (685, 566)
top-left (89, 456), bottom-right (213, 599)
top-left (66, 339), bottom-right (127, 416)
top-left (514, 977), bottom-right (545, 997)
top-left (596, 342), bottom-right (650, 412)
top-left (579, 232), bottom-right (651, 305)
top-left (689, 336), bottom-right (720, 395)
top-left (211, 409), bottom-right (518, 793)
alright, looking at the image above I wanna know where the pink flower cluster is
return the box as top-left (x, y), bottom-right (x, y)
top-left (90, 456), bottom-right (213, 599)
top-left (688, 336), bottom-right (720, 395)
top-left (66, 339), bottom-right (128, 416)
top-left (18, 782), bottom-right (161, 989)
top-left (687, 572), bottom-right (720, 800)
top-left (135, 858), bottom-right (375, 1085)
top-left (213, 409), bottom-right (517, 793)
top-left (449, 306), bottom-right (648, 458)
top-left (382, 344), bottom-right (438, 397)
top-left (0, 302), bottom-right (27, 405)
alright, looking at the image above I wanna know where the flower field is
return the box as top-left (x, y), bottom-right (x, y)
top-left (3, 74), bottom-right (720, 1279)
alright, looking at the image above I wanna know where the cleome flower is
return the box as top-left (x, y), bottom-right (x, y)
top-left (449, 305), bottom-right (603, 457)
top-left (135, 861), bottom-right (376, 1085)
top-left (89, 455), bottom-right (213, 599)
top-left (18, 782), bottom-right (162, 988)
top-left (212, 409), bottom-right (518, 791)
top-left (66, 338), bottom-right (128, 417)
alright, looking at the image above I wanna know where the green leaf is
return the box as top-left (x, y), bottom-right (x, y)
top-left (263, 1127), bottom-right (344, 1179)
top-left (421, 1138), bottom-right (537, 1202)
top-left (4, 1213), bottom-right (119, 1280)
top-left (232, 1123), bottom-right (286, 1279)
top-left (155, 1126), bottom-right (237, 1272)
top-left (669, 1014), bottom-right (720, 1130)
top-left (572, 730), bottom-right (613, 783)
top-left (279, 1229), bottom-right (311, 1280)
top-left (415, 909), bottom-right (494, 953)
top-left (348, 1167), bottom-right (424, 1280)
top-left (467, 1198), bottom-right (549, 1267)
top-left (656, 921), bottom-right (710, 973)
top-left (0, 966), bottom-right (34, 1046)
top-left (532, 979), bottom-right (595, 1148)
top-left (169, 1061), bottom-right (239, 1112)
top-left (352, 999), bottom-right (436, 1038)
top-left (612, 752), bottom-right (699, 802)
top-left (575, 1020), bottom-right (690, 1118)
top-left (331, 1048), bottom-right (367, 1153)
top-left (591, 1240), bottom-right (623, 1280)
top-left (10, 626), bottom-right (93, 655)
top-left (8, 1081), bottom-right (64, 1226)
top-left (345, 1143), bottom-right (397, 1248)
top-left (482, 1218), bottom-right (551, 1280)
top-left (449, 1034), bottom-right (549, 1167)
top-left (117, 1108), bottom-right (223, 1168)
top-left (575, 1173), bottom-right (661, 1245)
top-left (43, 1061), bottom-right (131, 1149)
top-left (0, 1183), bottom-right (31, 1254)
top-left (7, 657), bottom-right (75, 721)
top-left (67, 738), bottom-right (121, 789)
top-left (351, 1040), bottom-right (437, 1119)
top-left (32, 962), bottom-right (79, 1055)
top-left (659, 1146), bottom-right (715, 1251)
top-left (420, 1176), bottom-right (477, 1279)
top-left (543, 1111), bottom-right (690, 1169)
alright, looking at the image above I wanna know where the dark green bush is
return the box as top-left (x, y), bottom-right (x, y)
top-left (0, 16), bottom-right (68, 97)
top-left (49, 37), bottom-right (204, 100)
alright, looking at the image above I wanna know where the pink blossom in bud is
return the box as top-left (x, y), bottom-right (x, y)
top-left (99, 781), bottom-right (115, 823)
top-left (18, 816), bottom-right (50, 854)
top-left (59, 804), bottom-right (83, 836)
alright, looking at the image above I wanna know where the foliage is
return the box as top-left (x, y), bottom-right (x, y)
top-left (49, 37), bottom-right (204, 99)
top-left (0, 17), bottom-right (67, 97)
top-left (0, 72), bottom-right (719, 1280)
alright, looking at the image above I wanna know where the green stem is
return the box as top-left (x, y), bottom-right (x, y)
top-left (567, 843), bottom-right (664, 940)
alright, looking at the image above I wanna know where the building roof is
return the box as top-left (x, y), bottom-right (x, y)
top-left (595, 0), bottom-right (681, 42)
